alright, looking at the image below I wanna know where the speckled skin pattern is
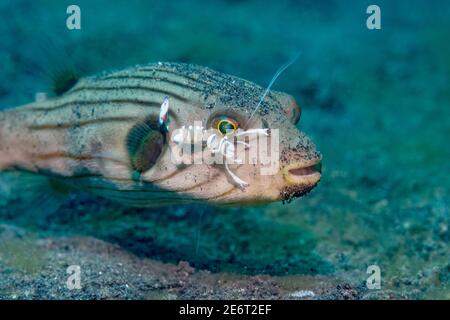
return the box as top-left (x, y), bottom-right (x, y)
top-left (0, 62), bottom-right (321, 206)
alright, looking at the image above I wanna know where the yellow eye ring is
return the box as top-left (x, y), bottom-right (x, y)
top-left (216, 118), bottom-right (238, 135)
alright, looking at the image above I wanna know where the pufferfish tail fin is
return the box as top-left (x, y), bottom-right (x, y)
top-left (0, 171), bottom-right (72, 223)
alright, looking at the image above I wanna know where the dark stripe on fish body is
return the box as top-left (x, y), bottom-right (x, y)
top-left (137, 67), bottom-right (214, 86)
top-left (143, 66), bottom-right (230, 85)
top-left (62, 174), bottom-right (137, 184)
top-left (93, 192), bottom-right (194, 204)
top-left (27, 116), bottom-right (141, 130)
top-left (99, 75), bottom-right (203, 93)
top-left (211, 188), bottom-right (236, 201)
top-left (88, 185), bottom-right (176, 194)
top-left (68, 85), bottom-right (190, 103)
top-left (33, 151), bottom-right (94, 161)
top-left (104, 184), bottom-right (236, 202)
top-left (64, 164), bottom-right (190, 185)
top-left (33, 152), bottom-right (130, 167)
top-left (28, 99), bottom-right (162, 112)
top-left (102, 197), bottom-right (197, 206)
top-left (86, 177), bottom-right (210, 194)
top-left (93, 185), bottom-right (235, 203)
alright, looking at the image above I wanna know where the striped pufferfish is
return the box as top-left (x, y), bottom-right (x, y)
top-left (0, 62), bottom-right (322, 206)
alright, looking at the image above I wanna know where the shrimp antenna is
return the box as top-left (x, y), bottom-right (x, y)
top-left (246, 51), bottom-right (301, 126)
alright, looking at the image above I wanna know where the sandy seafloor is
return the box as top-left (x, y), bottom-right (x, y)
top-left (0, 0), bottom-right (448, 299)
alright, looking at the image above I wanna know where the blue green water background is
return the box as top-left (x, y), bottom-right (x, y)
top-left (0, 0), bottom-right (448, 299)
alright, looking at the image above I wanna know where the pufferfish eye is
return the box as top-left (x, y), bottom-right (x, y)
top-left (214, 117), bottom-right (239, 135)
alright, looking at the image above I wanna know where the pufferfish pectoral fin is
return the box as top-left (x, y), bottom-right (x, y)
top-left (126, 119), bottom-right (166, 175)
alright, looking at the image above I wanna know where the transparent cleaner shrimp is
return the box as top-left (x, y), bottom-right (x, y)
top-left (206, 129), bottom-right (269, 189)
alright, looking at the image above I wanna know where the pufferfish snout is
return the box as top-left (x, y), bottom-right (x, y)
top-left (265, 96), bottom-right (322, 203)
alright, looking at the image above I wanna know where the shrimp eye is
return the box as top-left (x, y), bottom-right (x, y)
top-left (216, 118), bottom-right (238, 135)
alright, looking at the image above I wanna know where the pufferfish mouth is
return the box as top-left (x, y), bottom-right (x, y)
top-left (283, 160), bottom-right (322, 185)
top-left (280, 160), bottom-right (322, 203)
